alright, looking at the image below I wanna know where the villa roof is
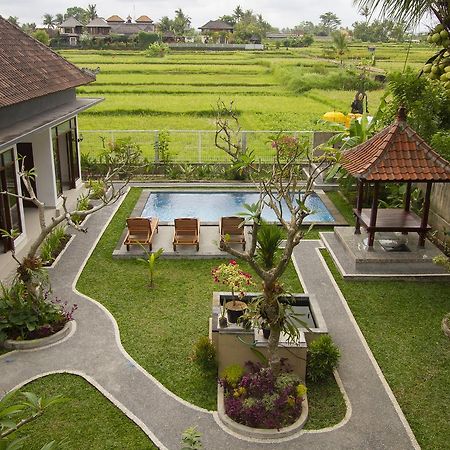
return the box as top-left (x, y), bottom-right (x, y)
top-left (86, 17), bottom-right (110, 28)
top-left (199, 20), bottom-right (233, 30)
top-left (342, 108), bottom-right (450, 182)
top-left (136, 15), bottom-right (153, 23)
top-left (106, 15), bottom-right (124, 23)
top-left (60, 16), bottom-right (84, 28)
top-left (110, 23), bottom-right (154, 35)
top-left (0, 16), bottom-right (95, 108)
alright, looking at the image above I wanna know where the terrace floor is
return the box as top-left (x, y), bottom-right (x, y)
top-left (0, 191), bottom-right (420, 449)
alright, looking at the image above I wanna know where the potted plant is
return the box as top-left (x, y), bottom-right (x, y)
top-left (212, 260), bottom-right (253, 323)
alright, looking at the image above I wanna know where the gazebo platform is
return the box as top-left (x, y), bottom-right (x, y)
top-left (321, 226), bottom-right (450, 280)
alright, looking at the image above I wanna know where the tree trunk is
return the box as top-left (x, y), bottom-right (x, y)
top-left (263, 279), bottom-right (282, 375)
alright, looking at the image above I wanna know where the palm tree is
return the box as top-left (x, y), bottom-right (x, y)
top-left (359, 6), bottom-right (371, 22)
top-left (86, 4), bottom-right (98, 21)
top-left (42, 13), bottom-right (55, 29)
top-left (332, 30), bottom-right (349, 64)
top-left (353, 0), bottom-right (449, 27)
top-left (55, 14), bottom-right (64, 26)
top-left (233, 5), bottom-right (244, 22)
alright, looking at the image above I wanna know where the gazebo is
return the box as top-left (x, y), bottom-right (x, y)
top-left (342, 107), bottom-right (450, 248)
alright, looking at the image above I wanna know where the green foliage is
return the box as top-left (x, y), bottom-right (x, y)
top-left (137, 32), bottom-right (160, 49)
top-left (0, 282), bottom-right (65, 342)
top-left (146, 42), bottom-right (170, 58)
top-left (0, 390), bottom-right (67, 449)
top-left (378, 69), bottom-right (450, 144)
top-left (71, 194), bottom-right (91, 225)
top-left (256, 222), bottom-right (283, 269)
top-left (155, 130), bottom-right (172, 165)
top-left (181, 426), bottom-right (203, 450)
top-left (431, 131), bottom-right (450, 161)
top-left (86, 179), bottom-right (106, 199)
top-left (220, 364), bottom-right (245, 388)
top-left (307, 335), bottom-right (341, 382)
top-left (39, 226), bottom-right (67, 265)
top-left (352, 19), bottom-right (407, 42)
top-left (32, 30), bottom-right (49, 45)
top-left (138, 247), bottom-right (164, 288)
top-left (192, 336), bottom-right (217, 373)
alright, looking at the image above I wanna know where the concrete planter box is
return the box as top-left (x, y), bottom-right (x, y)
top-left (3, 320), bottom-right (74, 350)
top-left (217, 384), bottom-right (308, 439)
top-left (211, 292), bottom-right (327, 379)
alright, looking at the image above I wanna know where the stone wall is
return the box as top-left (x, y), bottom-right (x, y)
top-left (429, 183), bottom-right (450, 246)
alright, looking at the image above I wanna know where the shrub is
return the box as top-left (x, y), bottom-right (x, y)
top-left (87, 179), bottom-right (106, 199)
top-left (137, 31), bottom-right (160, 49)
top-left (220, 361), bottom-right (306, 429)
top-left (181, 426), bottom-right (203, 450)
top-left (220, 364), bottom-right (245, 389)
top-left (192, 336), bottom-right (217, 372)
top-left (146, 42), bottom-right (169, 57)
top-left (431, 131), bottom-right (450, 162)
top-left (307, 335), bottom-right (340, 382)
top-left (72, 193), bottom-right (92, 225)
top-left (39, 225), bottom-right (68, 265)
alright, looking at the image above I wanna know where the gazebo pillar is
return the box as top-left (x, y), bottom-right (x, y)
top-left (404, 181), bottom-right (412, 212)
top-left (354, 178), bottom-right (364, 234)
top-left (419, 182), bottom-right (432, 247)
top-left (368, 181), bottom-right (379, 248)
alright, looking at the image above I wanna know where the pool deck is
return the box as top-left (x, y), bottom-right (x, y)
top-left (113, 187), bottom-right (346, 259)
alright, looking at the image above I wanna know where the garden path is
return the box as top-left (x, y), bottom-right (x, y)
top-left (0, 197), bottom-right (419, 450)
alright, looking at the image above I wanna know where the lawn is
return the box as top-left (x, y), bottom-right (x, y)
top-left (322, 250), bottom-right (450, 450)
top-left (4, 373), bottom-right (156, 449)
top-left (76, 188), bottom-right (345, 426)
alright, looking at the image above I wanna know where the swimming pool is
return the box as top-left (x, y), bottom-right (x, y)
top-left (141, 191), bottom-right (335, 223)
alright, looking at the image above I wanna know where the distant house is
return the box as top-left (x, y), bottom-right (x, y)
top-left (106, 14), bottom-right (156, 36)
top-left (0, 17), bottom-right (102, 255)
top-left (198, 20), bottom-right (233, 43)
top-left (86, 17), bottom-right (111, 36)
top-left (59, 16), bottom-right (84, 46)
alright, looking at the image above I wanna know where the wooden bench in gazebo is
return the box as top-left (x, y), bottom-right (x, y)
top-left (342, 107), bottom-right (450, 248)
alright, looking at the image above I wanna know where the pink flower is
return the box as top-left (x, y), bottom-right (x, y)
top-left (230, 260), bottom-right (237, 266)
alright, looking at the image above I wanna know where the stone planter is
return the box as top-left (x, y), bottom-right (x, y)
top-left (217, 384), bottom-right (308, 439)
top-left (3, 321), bottom-right (74, 350)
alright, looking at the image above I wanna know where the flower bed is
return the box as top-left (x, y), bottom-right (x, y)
top-left (220, 361), bottom-right (306, 429)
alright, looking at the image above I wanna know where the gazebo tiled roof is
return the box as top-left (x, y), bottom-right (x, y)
top-left (0, 16), bottom-right (95, 108)
top-left (342, 109), bottom-right (450, 182)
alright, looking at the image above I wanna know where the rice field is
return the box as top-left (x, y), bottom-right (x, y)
top-left (59, 42), bottom-right (430, 159)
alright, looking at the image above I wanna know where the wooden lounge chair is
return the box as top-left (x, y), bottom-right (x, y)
top-left (124, 217), bottom-right (159, 251)
top-left (173, 218), bottom-right (200, 251)
top-left (220, 216), bottom-right (246, 251)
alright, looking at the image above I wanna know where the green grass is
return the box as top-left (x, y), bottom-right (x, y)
top-left (4, 374), bottom-right (156, 449)
top-left (321, 249), bottom-right (450, 450)
top-left (74, 188), bottom-right (345, 429)
top-left (76, 188), bottom-right (302, 410)
top-left (326, 191), bottom-right (354, 224)
top-left (303, 374), bottom-right (347, 430)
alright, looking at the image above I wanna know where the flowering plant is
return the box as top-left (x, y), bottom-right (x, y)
top-left (271, 135), bottom-right (300, 160)
top-left (220, 361), bottom-right (306, 429)
top-left (211, 260), bottom-right (253, 305)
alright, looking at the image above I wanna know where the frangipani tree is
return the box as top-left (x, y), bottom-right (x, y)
top-left (219, 133), bottom-right (340, 373)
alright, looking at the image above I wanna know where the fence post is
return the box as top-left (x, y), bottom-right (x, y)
top-left (154, 131), bottom-right (160, 164)
top-left (198, 131), bottom-right (202, 163)
top-left (242, 131), bottom-right (247, 152)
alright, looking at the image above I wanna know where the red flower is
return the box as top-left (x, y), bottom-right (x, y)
top-left (229, 260), bottom-right (237, 266)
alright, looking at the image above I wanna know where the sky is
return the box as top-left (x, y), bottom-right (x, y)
top-left (0, 0), bottom-right (368, 29)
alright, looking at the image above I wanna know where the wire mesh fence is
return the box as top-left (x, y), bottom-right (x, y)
top-left (79, 129), bottom-right (315, 164)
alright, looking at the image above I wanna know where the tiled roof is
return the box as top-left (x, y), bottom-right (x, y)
top-left (199, 20), bottom-right (233, 30)
top-left (86, 17), bottom-right (110, 28)
top-left (136, 15), bottom-right (153, 23)
top-left (0, 16), bottom-right (95, 108)
top-left (60, 16), bottom-right (84, 27)
top-left (106, 15), bottom-right (124, 23)
top-left (342, 110), bottom-right (450, 182)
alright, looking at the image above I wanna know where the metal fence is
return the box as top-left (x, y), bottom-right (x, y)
top-left (79, 129), bottom-right (315, 164)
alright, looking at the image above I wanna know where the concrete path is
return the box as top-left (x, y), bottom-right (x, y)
top-left (0, 196), bottom-right (419, 450)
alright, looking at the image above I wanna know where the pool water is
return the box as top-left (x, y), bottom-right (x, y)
top-left (141, 191), bottom-right (335, 223)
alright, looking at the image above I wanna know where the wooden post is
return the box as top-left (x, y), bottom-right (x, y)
top-left (368, 181), bottom-right (379, 248)
top-left (404, 181), bottom-right (412, 212)
top-left (419, 182), bottom-right (432, 247)
top-left (355, 178), bottom-right (364, 234)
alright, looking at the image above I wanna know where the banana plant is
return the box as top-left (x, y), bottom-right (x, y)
top-left (138, 247), bottom-right (164, 289)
